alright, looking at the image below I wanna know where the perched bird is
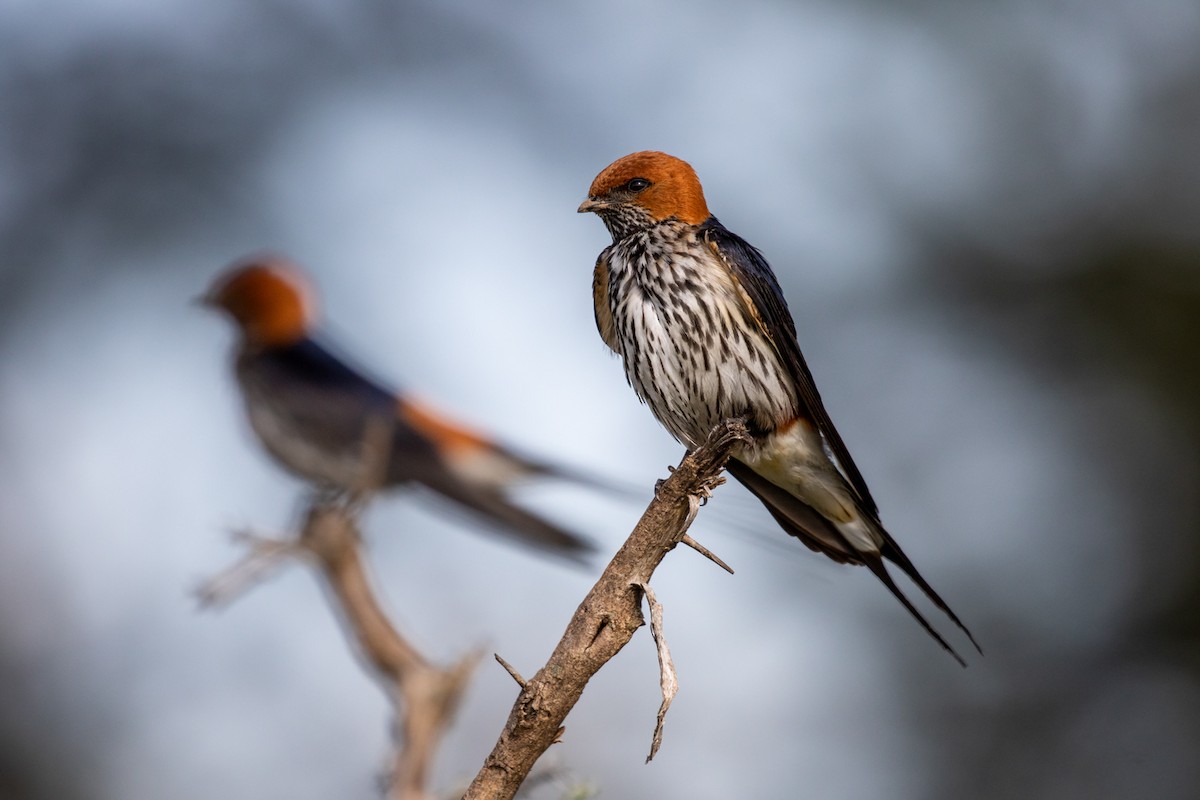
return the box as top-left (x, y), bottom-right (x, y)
top-left (579, 151), bottom-right (977, 662)
top-left (201, 256), bottom-right (596, 561)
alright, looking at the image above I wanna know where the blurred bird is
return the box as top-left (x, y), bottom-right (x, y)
top-left (579, 151), bottom-right (978, 662)
top-left (201, 256), bottom-right (597, 561)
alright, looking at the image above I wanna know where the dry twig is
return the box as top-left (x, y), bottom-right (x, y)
top-left (194, 529), bottom-right (299, 608)
top-left (637, 581), bottom-right (677, 763)
top-left (494, 653), bottom-right (528, 689)
top-left (462, 419), bottom-right (748, 800)
top-left (679, 533), bottom-right (735, 574)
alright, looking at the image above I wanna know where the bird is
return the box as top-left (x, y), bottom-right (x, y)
top-left (201, 255), bottom-right (597, 561)
top-left (578, 151), bottom-right (978, 662)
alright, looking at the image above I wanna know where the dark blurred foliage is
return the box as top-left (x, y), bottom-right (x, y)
top-left (908, 238), bottom-right (1200, 800)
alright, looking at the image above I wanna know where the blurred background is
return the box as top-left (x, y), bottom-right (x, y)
top-left (2, 0), bottom-right (1199, 797)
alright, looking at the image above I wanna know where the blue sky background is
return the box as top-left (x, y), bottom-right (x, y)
top-left (2, 1), bottom-right (1199, 798)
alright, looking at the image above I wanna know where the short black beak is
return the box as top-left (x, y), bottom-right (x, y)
top-left (577, 197), bottom-right (607, 214)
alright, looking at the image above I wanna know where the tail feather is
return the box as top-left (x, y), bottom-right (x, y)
top-left (418, 468), bottom-right (596, 564)
top-left (859, 554), bottom-right (967, 667)
top-left (728, 458), bottom-right (975, 664)
top-left (494, 446), bottom-right (643, 499)
top-left (876, 537), bottom-right (982, 655)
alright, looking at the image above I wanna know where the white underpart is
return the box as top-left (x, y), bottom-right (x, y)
top-left (739, 422), bottom-right (881, 553)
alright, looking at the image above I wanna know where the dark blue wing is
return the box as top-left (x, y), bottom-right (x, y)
top-left (252, 337), bottom-right (397, 412)
top-left (701, 218), bottom-right (879, 517)
top-left (237, 337), bottom-right (427, 473)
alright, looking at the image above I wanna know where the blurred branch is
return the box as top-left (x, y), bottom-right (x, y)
top-left (463, 419), bottom-right (748, 800)
top-left (194, 529), bottom-right (299, 608)
top-left (201, 501), bottom-right (478, 800)
top-left (302, 504), bottom-right (479, 800)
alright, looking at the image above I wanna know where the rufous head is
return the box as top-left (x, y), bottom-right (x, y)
top-left (201, 256), bottom-right (316, 347)
top-left (577, 151), bottom-right (711, 239)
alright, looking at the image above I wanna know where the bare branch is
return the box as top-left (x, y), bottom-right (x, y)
top-left (202, 502), bottom-right (478, 800)
top-left (462, 418), bottom-right (749, 800)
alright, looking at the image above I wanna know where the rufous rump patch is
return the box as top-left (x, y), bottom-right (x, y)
top-left (777, 415), bottom-right (814, 435)
top-left (398, 397), bottom-right (492, 457)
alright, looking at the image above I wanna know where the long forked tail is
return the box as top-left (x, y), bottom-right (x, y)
top-left (858, 553), bottom-right (969, 668)
top-left (727, 459), bottom-right (978, 666)
top-left (875, 536), bottom-right (982, 656)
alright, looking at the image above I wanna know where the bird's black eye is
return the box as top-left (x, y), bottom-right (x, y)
top-left (626, 178), bottom-right (651, 192)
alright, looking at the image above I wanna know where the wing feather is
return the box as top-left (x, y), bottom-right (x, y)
top-left (593, 255), bottom-right (620, 353)
top-left (701, 219), bottom-right (879, 516)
